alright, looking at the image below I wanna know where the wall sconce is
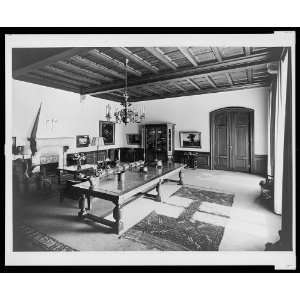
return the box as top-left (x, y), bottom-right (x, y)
top-left (46, 118), bottom-right (58, 131)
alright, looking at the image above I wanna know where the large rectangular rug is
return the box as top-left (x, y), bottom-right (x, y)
top-left (14, 223), bottom-right (78, 251)
top-left (120, 186), bottom-right (234, 251)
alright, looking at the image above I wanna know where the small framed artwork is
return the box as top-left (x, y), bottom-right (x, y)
top-left (99, 121), bottom-right (115, 145)
top-left (179, 131), bottom-right (201, 148)
top-left (126, 134), bottom-right (141, 145)
top-left (76, 135), bottom-right (90, 148)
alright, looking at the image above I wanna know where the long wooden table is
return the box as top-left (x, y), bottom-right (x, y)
top-left (57, 164), bottom-right (97, 183)
top-left (71, 162), bottom-right (185, 234)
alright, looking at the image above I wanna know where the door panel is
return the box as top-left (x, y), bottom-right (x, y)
top-left (231, 111), bottom-right (250, 172)
top-left (213, 108), bottom-right (251, 173)
top-left (214, 111), bottom-right (230, 170)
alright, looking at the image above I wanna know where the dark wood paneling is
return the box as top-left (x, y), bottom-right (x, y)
top-left (253, 154), bottom-right (267, 176)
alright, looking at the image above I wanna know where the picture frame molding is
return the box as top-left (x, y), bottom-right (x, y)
top-left (179, 131), bottom-right (202, 148)
top-left (99, 121), bottom-right (115, 145)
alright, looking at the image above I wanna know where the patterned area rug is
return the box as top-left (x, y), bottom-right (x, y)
top-left (120, 186), bottom-right (234, 251)
top-left (14, 223), bottom-right (78, 251)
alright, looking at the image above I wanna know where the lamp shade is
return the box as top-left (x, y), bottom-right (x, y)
top-left (91, 137), bottom-right (104, 147)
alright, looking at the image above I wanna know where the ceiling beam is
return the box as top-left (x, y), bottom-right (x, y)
top-left (247, 68), bottom-right (253, 83)
top-left (142, 86), bottom-right (162, 96)
top-left (178, 47), bottom-right (198, 67)
top-left (172, 82), bottom-right (186, 92)
top-left (129, 82), bottom-right (269, 102)
top-left (57, 61), bottom-right (113, 82)
top-left (19, 74), bottom-right (81, 93)
top-left (87, 49), bottom-right (142, 77)
top-left (31, 70), bottom-right (90, 87)
top-left (225, 73), bottom-right (234, 86)
top-left (211, 48), bottom-right (234, 86)
top-left (205, 75), bottom-right (217, 89)
top-left (112, 47), bottom-right (159, 74)
top-left (156, 84), bottom-right (174, 94)
top-left (83, 52), bottom-right (275, 96)
top-left (211, 47), bottom-right (223, 62)
top-left (70, 56), bottom-right (125, 80)
top-left (44, 65), bottom-right (101, 85)
top-left (13, 47), bottom-right (95, 78)
top-left (145, 47), bottom-right (177, 70)
top-left (186, 78), bottom-right (201, 90)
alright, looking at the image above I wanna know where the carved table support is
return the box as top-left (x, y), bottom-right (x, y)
top-left (113, 203), bottom-right (124, 234)
top-left (178, 170), bottom-right (184, 185)
top-left (78, 194), bottom-right (88, 217)
top-left (156, 179), bottom-right (163, 202)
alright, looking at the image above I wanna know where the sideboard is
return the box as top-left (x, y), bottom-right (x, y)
top-left (174, 150), bottom-right (210, 169)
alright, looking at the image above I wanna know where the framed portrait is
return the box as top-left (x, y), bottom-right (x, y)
top-left (99, 121), bottom-right (115, 145)
top-left (179, 131), bottom-right (201, 148)
top-left (126, 134), bottom-right (141, 145)
top-left (76, 135), bottom-right (90, 148)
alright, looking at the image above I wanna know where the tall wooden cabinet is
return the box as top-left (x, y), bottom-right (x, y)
top-left (142, 123), bottom-right (175, 162)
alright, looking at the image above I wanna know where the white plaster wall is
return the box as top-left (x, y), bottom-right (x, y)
top-left (12, 81), bottom-right (269, 156)
top-left (135, 87), bottom-right (269, 154)
top-left (12, 80), bottom-right (127, 152)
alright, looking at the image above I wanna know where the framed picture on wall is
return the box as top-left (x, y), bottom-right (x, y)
top-left (126, 134), bottom-right (141, 145)
top-left (179, 131), bottom-right (201, 148)
top-left (99, 121), bottom-right (115, 145)
top-left (76, 135), bottom-right (90, 147)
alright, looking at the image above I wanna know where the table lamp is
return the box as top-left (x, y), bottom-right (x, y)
top-left (91, 137), bottom-right (104, 163)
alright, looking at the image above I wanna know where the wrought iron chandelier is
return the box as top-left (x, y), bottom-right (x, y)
top-left (113, 59), bottom-right (145, 125)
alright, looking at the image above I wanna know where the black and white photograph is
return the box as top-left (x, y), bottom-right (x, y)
top-left (4, 31), bottom-right (296, 270)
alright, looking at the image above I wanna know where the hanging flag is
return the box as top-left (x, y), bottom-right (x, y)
top-left (28, 102), bottom-right (42, 156)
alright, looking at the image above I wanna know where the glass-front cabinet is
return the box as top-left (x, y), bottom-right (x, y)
top-left (142, 123), bottom-right (175, 162)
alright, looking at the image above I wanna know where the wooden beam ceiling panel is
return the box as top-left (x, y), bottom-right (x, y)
top-left (205, 75), bottom-right (217, 89)
top-left (178, 47), bottom-right (198, 67)
top-left (32, 69), bottom-right (90, 87)
top-left (145, 47), bottom-right (177, 70)
top-left (44, 65), bottom-right (101, 85)
top-left (112, 47), bottom-right (159, 74)
top-left (172, 82), bottom-right (186, 92)
top-left (211, 47), bottom-right (223, 62)
top-left (186, 78), bottom-right (201, 90)
top-left (13, 47), bottom-right (95, 79)
top-left (83, 52), bottom-right (275, 96)
top-left (87, 49), bottom-right (142, 77)
top-left (130, 82), bottom-right (269, 102)
top-left (70, 55), bottom-right (125, 80)
top-left (20, 73), bottom-right (81, 93)
top-left (247, 68), bottom-right (253, 83)
top-left (56, 61), bottom-right (113, 82)
top-left (225, 73), bottom-right (234, 86)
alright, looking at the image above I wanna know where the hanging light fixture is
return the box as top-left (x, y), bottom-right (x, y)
top-left (114, 59), bottom-right (145, 125)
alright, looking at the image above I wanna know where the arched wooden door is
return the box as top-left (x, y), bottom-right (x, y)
top-left (210, 107), bottom-right (254, 173)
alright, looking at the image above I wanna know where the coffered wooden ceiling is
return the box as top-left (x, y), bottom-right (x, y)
top-left (12, 46), bottom-right (283, 102)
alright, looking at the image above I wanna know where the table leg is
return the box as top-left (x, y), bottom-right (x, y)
top-left (178, 170), bottom-right (184, 185)
top-left (156, 179), bottom-right (163, 202)
top-left (113, 203), bottom-right (124, 234)
top-left (78, 194), bottom-right (88, 217)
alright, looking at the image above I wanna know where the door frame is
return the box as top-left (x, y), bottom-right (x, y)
top-left (210, 107), bottom-right (254, 173)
